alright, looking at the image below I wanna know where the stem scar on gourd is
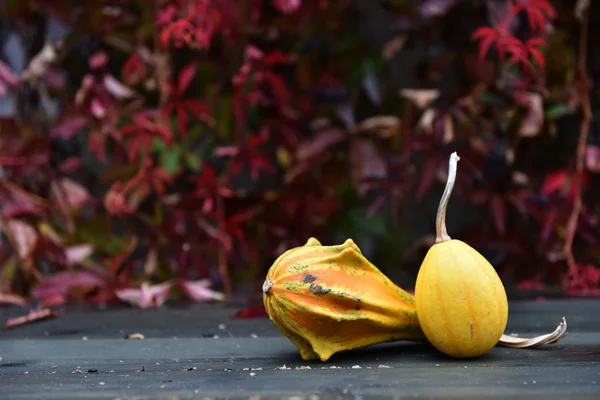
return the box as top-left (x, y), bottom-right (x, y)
top-left (435, 152), bottom-right (460, 244)
top-left (262, 279), bottom-right (273, 294)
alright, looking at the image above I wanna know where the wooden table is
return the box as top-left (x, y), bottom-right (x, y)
top-left (1, 299), bottom-right (599, 399)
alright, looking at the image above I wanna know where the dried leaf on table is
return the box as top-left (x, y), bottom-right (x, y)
top-left (115, 280), bottom-right (175, 309)
top-left (4, 308), bottom-right (58, 329)
top-left (178, 279), bottom-right (225, 302)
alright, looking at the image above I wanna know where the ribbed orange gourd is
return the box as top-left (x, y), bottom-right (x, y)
top-left (415, 152), bottom-right (509, 358)
top-left (262, 237), bottom-right (425, 361)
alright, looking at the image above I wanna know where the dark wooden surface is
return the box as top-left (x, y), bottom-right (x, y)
top-left (0, 299), bottom-right (599, 400)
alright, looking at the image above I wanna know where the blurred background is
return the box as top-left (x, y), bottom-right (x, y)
top-left (0, 0), bottom-right (598, 311)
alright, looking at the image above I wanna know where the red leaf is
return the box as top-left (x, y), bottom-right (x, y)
top-left (178, 279), bottom-right (225, 302)
top-left (0, 178), bottom-right (48, 218)
top-left (416, 157), bottom-right (440, 199)
top-left (184, 100), bottom-right (212, 122)
top-left (0, 156), bottom-right (25, 167)
top-left (229, 304), bottom-right (268, 319)
top-left (541, 207), bottom-right (557, 240)
top-left (177, 64), bottom-right (196, 95)
top-left (270, 0), bottom-right (301, 14)
top-left (517, 280), bottom-right (546, 290)
top-left (177, 105), bottom-right (188, 135)
top-left (57, 157), bottom-right (82, 173)
top-left (541, 170), bottom-right (567, 196)
top-left (32, 271), bottom-right (106, 303)
top-left (115, 280), bottom-right (175, 309)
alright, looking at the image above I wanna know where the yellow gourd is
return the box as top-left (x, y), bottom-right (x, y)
top-left (262, 237), bottom-right (425, 361)
top-left (414, 152), bottom-right (509, 358)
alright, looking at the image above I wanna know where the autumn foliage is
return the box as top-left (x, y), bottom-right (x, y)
top-left (0, 0), bottom-right (598, 309)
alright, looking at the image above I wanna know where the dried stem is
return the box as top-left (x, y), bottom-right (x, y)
top-left (563, 6), bottom-right (592, 276)
top-left (497, 317), bottom-right (568, 348)
top-left (435, 152), bottom-right (460, 243)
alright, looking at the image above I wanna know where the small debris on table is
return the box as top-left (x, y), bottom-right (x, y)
top-left (249, 372), bottom-right (256, 377)
top-left (378, 365), bottom-right (392, 369)
top-left (72, 369), bottom-right (83, 374)
top-left (180, 367), bottom-right (196, 372)
top-left (276, 364), bottom-right (291, 370)
top-left (126, 333), bottom-right (145, 340)
top-left (82, 336), bottom-right (88, 341)
top-left (352, 365), bottom-right (362, 369)
top-left (88, 369), bottom-right (98, 373)
top-left (296, 366), bottom-right (311, 370)
top-left (49, 365), bottom-right (57, 369)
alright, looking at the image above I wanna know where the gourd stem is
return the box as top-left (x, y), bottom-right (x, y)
top-left (435, 152), bottom-right (460, 243)
top-left (262, 279), bottom-right (273, 294)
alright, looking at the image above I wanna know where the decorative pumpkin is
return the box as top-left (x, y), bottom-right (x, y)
top-left (262, 237), bottom-right (425, 361)
top-left (414, 152), bottom-right (510, 358)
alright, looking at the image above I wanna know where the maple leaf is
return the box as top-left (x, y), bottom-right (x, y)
top-left (471, 24), bottom-right (521, 63)
top-left (162, 63), bottom-right (214, 135)
top-left (513, 0), bottom-right (557, 33)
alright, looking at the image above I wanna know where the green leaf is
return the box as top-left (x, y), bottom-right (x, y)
top-left (184, 153), bottom-right (202, 172)
top-left (545, 103), bottom-right (571, 120)
top-left (161, 148), bottom-right (181, 174)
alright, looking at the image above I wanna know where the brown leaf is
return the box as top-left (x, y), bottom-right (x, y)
top-left (4, 308), bottom-right (58, 329)
top-left (354, 116), bottom-right (401, 138)
top-left (297, 129), bottom-right (345, 161)
top-left (518, 93), bottom-right (544, 138)
top-left (400, 89), bottom-right (439, 109)
top-left (21, 42), bottom-right (63, 84)
top-left (349, 139), bottom-right (387, 192)
top-left (416, 108), bottom-right (436, 134)
top-left (382, 35), bottom-right (407, 60)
